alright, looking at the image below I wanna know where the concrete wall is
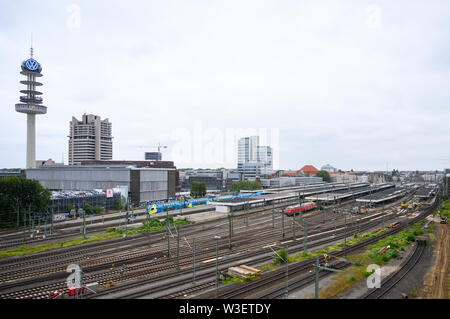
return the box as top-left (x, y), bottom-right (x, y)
top-left (139, 169), bottom-right (168, 202)
top-left (167, 170), bottom-right (176, 198)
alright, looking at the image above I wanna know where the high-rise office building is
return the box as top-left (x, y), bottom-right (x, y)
top-left (237, 136), bottom-right (273, 179)
top-left (145, 152), bottom-right (162, 161)
top-left (68, 114), bottom-right (113, 165)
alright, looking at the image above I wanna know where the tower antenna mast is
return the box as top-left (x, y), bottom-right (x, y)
top-left (30, 33), bottom-right (33, 58)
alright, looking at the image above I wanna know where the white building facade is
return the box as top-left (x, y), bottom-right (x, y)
top-left (68, 114), bottom-right (113, 165)
top-left (237, 136), bottom-right (273, 179)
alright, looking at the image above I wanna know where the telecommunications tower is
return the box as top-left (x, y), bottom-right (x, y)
top-left (15, 43), bottom-right (47, 169)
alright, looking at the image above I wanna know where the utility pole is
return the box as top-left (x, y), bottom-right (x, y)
top-left (344, 214), bottom-right (347, 255)
top-left (215, 235), bottom-right (221, 299)
top-left (166, 211), bottom-right (171, 257)
top-left (285, 244), bottom-right (289, 299)
top-left (272, 202), bottom-right (275, 229)
top-left (23, 208), bottom-right (27, 245)
top-left (351, 214), bottom-right (354, 235)
top-left (176, 226), bottom-right (180, 270)
top-left (314, 255), bottom-right (342, 299)
top-left (334, 215), bottom-right (338, 237)
top-left (406, 209), bottom-right (409, 227)
top-left (78, 262), bottom-right (83, 299)
top-left (192, 237), bottom-right (196, 284)
top-left (282, 209), bottom-right (285, 238)
top-left (315, 256), bottom-right (319, 299)
top-left (125, 197), bottom-right (131, 238)
top-left (292, 210), bottom-right (296, 240)
top-left (31, 212), bottom-right (35, 239)
top-left (43, 211), bottom-right (47, 239)
top-left (147, 211), bottom-right (151, 248)
top-left (357, 214), bottom-right (360, 234)
top-left (231, 211), bottom-right (234, 236)
top-left (82, 208), bottom-right (86, 239)
top-left (228, 213), bottom-right (232, 250)
top-left (245, 202), bottom-right (249, 227)
top-left (50, 208), bottom-right (54, 235)
top-left (303, 218), bottom-right (308, 253)
top-left (16, 204), bottom-right (19, 228)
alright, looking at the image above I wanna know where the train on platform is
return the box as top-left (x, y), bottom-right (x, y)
top-left (284, 202), bottom-right (317, 216)
top-left (142, 192), bottom-right (265, 213)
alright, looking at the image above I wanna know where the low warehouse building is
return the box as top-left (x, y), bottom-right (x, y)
top-left (25, 165), bottom-right (176, 206)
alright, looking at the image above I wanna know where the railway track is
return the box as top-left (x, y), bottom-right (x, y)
top-left (197, 196), bottom-right (438, 299)
top-left (0, 191), bottom-right (427, 299)
top-left (258, 262), bottom-right (350, 299)
top-left (0, 187), bottom-right (373, 251)
top-left (0, 206), bottom-right (405, 299)
top-left (101, 209), bottom-right (407, 299)
top-left (0, 196), bottom-right (359, 276)
top-left (361, 242), bottom-right (426, 299)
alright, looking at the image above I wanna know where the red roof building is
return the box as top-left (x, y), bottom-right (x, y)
top-left (283, 170), bottom-right (301, 176)
top-left (299, 165), bottom-right (319, 175)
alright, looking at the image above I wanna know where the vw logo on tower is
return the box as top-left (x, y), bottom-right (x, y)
top-left (15, 45), bottom-right (47, 169)
top-left (25, 58), bottom-right (39, 71)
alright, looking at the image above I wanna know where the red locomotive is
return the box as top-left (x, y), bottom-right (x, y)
top-left (284, 202), bottom-right (317, 216)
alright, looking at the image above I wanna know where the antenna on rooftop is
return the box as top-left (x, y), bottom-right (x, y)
top-left (30, 33), bottom-right (34, 58)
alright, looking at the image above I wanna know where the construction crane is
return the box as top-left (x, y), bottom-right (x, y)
top-left (155, 142), bottom-right (168, 153)
top-left (140, 143), bottom-right (168, 161)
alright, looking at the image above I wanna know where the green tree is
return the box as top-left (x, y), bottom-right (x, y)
top-left (315, 170), bottom-right (331, 182)
top-left (273, 248), bottom-right (288, 264)
top-left (84, 203), bottom-right (93, 214)
top-left (190, 181), bottom-right (207, 198)
top-left (0, 176), bottom-right (50, 229)
top-left (93, 205), bottom-right (103, 214)
top-left (229, 180), bottom-right (262, 192)
top-left (114, 196), bottom-right (126, 210)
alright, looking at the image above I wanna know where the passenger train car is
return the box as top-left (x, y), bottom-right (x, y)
top-left (142, 192), bottom-right (265, 213)
top-left (284, 202), bottom-right (317, 216)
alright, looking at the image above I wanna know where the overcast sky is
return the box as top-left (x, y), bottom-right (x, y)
top-left (1, 1), bottom-right (449, 171)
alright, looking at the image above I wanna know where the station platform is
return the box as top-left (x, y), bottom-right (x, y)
top-left (356, 186), bottom-right (410, 204)
top-left (211, 182), bottom-right (372, 212)
top-left (304, 184), bottom-right (394, 203)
